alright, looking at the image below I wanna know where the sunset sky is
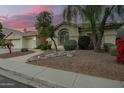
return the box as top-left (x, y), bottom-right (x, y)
top-left (0, 5), bottom-right (65, 31)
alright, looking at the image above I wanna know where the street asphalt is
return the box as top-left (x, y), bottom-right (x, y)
top-left (0, 75), bottom-right (34, 88)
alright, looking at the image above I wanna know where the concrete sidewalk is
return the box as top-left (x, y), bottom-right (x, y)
top-left (0, 59), bottom-right (123, 88)
top-left (5, 49), bottom-right (43, 62)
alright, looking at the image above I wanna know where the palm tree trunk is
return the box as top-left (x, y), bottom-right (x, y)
top-left (91, 32), bottom-right (97, 50)
top-left (51, 37), bottom-right (58, 51)
top-left (95, 33), bottom-right (103, 51)
top-left (90, 21), bottom-right (98, 51)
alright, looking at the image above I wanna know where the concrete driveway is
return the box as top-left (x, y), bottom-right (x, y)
top-left (0, 48), bottom-right (20, 54)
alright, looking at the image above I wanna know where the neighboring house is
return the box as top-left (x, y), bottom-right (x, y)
top-left (2, 28), bottom-right (43, 49)
top-left (51, 23), bottom-right (119, 50)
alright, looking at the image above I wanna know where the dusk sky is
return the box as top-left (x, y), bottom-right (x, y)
top-left (0, 5), bottom-right (65, 31)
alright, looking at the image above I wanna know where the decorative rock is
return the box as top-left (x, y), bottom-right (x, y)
top-left (46, 53), bottom-right (56, 58)
top-left (27, 50), bottom-right (76, 62)
top-left (67, 53), bottom-right (73, 57)
top-left (27, 56), bottom-right (39, 62)
top-left (37, 56), bottom-right (41, 59)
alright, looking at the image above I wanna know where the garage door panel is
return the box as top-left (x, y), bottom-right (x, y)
top-left (12, 39), bottom-right (21, 49)
top-left (27, 39), bottom-right (36, 49)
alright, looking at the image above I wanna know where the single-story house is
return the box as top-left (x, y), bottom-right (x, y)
top-left (51, 23), bottom-right (121, 50)
top-left (2, 28), bottom-right (43, 49)
top-left (2, 22), bottom-right (122, 50)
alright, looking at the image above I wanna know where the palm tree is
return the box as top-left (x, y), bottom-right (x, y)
top-left (81, 6), bottom-right (101, 50)
top-left (63, 5), bottom-right (124, 51)
top-left (63, 5), bottom-right (84, 25)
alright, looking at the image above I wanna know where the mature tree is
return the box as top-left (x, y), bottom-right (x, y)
top-left (35, 11), bottom-right (58, 51)
top-left (0, 22), bottom-right (14, 54)
top-left (0, 22), bottom-right (5, 46)
top-left (63, 5), bottom-right (124, 52)
top-left (0, 22), bottom-right (5, 41)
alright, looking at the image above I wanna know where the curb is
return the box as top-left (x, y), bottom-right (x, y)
top-left (0, 67), bottom-right (65, 88)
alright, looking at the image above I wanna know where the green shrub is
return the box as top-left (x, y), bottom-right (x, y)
top-left (47, 44), bottom-right (52, 50)
top-left (88, 41), bottom-right (94, 49)
top-left (64, 40), bottom-right (77, 51)
top-left (109, 45), bottom-right (117, 56)
top-left (1, 41), bottom-right (7, 48)
top-left (21, 48), bottom-right (29, 52)
top-left (78, 36), bottom-right (90, 49)
top-left (35, 45), bottom-right (42, 49)
top-left (103, 43), bottom-right (115, 52)
top-left (36, 44), bottom-right (51, 50)
top-left (40, 45), bottom-right (48, 50)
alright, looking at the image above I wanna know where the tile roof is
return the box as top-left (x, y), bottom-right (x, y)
top-left (2, 28), bottom-right (37, 37)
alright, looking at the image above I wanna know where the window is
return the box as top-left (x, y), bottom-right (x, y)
top-left (58, 29), bottom-right (69, 45)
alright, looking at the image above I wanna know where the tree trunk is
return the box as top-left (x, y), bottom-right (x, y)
top-left (94, 6), bottom-right (115, 52)
top-left (92, 32), bottom-right (98, 50)
top-left (51, 37), bottom-right (58, 51)
top-left (90, 22), bottom-right (98, 51)
top-left (95, 34), bottom-right (103, 52)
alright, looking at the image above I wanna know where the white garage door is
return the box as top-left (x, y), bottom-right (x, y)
top-left (12, 39), bottom-right (21, 49)
top-left (27, 38), bottom-right (36, 49)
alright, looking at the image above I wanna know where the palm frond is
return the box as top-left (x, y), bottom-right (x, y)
top-left (116, 5), bottom-right (124, 19)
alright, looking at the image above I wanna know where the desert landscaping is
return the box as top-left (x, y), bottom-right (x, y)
top-left (27, 50), bottom-right (124, 81)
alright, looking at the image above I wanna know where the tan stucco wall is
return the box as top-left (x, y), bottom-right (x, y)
top-left (36, 37), bottom-right (45, 47)
top-left (52, 25), bottom-right (79, 50)
top-left (52, 24), bottom-right (117, 50)
top-left (55, 25), bottom-right (79, 38)
top-left (102, 30), bottom-right (117, 45)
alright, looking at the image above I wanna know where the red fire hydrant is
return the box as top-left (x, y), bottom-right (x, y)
top-left (116, 37), bottom-right (124, 64)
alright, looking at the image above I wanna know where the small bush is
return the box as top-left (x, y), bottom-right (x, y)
top-left (36, 44), bottom-right (51, 50)
top-left (88, 41), bottom-right (94, 49)
top-left (21, 48), bottom-right (29, 52)
top-left (78, 36), bottom-right (90, 49)
top-left (40, 45), bottom-right (48, 50)
top-left (103, 43), bottom-right (115, 52)
top-left (1, 41), bottom-right (7, 48)
top-left (109, 45), bottom-right (117, 56)
top-left (35, 45), bottom-right (42, 49)
top-left (64, 40), bottom-right (77, 51)
top-left (47, 44), bottom-right (52, 50)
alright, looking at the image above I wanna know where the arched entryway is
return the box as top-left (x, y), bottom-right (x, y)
top-left (58, 29), bottom-right (69, 45)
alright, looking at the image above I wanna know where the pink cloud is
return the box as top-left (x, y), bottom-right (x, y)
top-left (53, 14), bottom-right (63, 25)
top-left (5, 20), bottom-right (34, 28)
top-left (0, 16), bottom-right (8, 23)
top-left (25, 5), bottom-right (54, 15)
top-left (2, 6), bottom-right (63, 31)
top-left (3, 14), bottom-right (35, 29)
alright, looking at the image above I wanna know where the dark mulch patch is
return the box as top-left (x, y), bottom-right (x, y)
top-left (0, 51), bottom-right (34, 59)
top-left (27, 50), bottom-right (124, 81)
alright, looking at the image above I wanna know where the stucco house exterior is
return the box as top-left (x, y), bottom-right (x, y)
top-left (2, 28), bottom-right (43, 49)
top-left (51, 23), bottom-right (119, 50)
top-left (2, 22), bottom-right (121, 50)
